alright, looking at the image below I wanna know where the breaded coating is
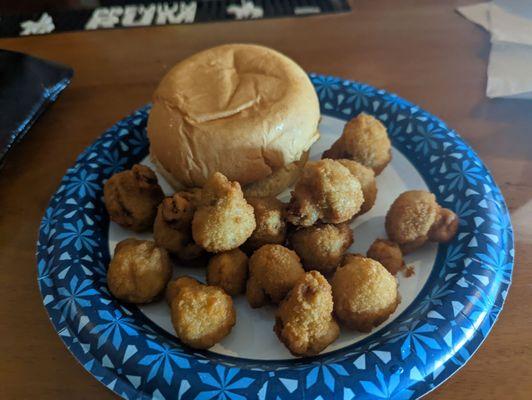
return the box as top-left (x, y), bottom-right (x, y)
top-left (165, 276), bottom-right (201, 305)
top-left (207, 249), bottom-right (248, 296)
top-left (246, 244), bottom-right (305, 308)
top-left (244, 196), bottom-right (287, 251)
top-left (154, 193), bottom-right (204, 260)
top-left (286, 159), bottom-right (364, 227)
top-left (342, 253), bottom-right (365, 266)
top-left (385, 191), bottom-right (438, 252)
top-left (336, 159), bottom-right (377, 216)
top-left (192, 172), bottom-right (256, 253)
top-left (104, 164), bottom-right (164, 232)
top-left (323, 113), bottom-right (391, 175)
top-left (385, 190), bottom-right (458, 253)
top-left (171, 284), bottom-right (236, 349)
top-left (428, 207), bottom-right (459, 243)
top-left (332, 256), bottom-right (399, 332)
top-left (367, 239), bottom-right (404, 275)
top-left (275, 271), bottom-right (339, 356)
top-left (290, 223), bottom-right (353, 275)
top-left (107, 239), bottom-right (171, 303)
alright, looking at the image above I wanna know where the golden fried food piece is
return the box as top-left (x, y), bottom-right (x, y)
top-left (104, 164), bottom-right (164, 232)
top-left (342, 253), bottom-right (365, 266)
top-left (154, 193), bottom-right (204, 260)
top-left (286, 159), bottom-right (364, 227)
top-left (332, 256), bottom-right (399, 332)
top-left (275, 271), bottom-right (339, 356)
top-left (246, 244), bottom-right (305, 308)
top-left (367, 239), bottom-right (404, 275)
top-left (385, 190), bottom-right (459, 253)
top-left (192, 172), bottom-right (256, 253)
top-left (385, 191), bottom-right (438, 253)
top-left (290, 223), bottom-right (353, 275)
top-left (244, 197), bottom-right (287, 251)
top-left (171, 284), bottom-right (236, 349)
top-left (107, 239), bottom-right (171, 303)
top-left (323, 113), bottom-right (391, 175)
top-left (153, 194), bottom-right (193, 249)
top-left (207, 249), bottom-right (248, 296)
top-left (428, 208), bottom-right (460, 243)
top-left (165, 276), bottom-right (201, 305)
top-left (336, 159), bottom-right (377, 216)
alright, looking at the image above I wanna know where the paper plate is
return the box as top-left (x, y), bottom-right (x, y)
top-left (37, 74), bottom-right (513, 399)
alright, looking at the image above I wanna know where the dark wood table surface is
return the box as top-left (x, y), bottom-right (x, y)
top-left (1, 1), bottom-right (530, 398)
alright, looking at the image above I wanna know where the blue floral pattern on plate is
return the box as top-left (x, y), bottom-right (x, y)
top-left (37, 74), bottom-right (513, 399)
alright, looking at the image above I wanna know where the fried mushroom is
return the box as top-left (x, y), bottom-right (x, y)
top-left (244, 196), bottom-right (287, 251)
top-left (428, 207), bottom-right (460, 243)
top-left (154, 193), bottom-right (204, 261)
top-left (171, 284), bottom-right (236, 349)
top-left (246, 244), bottom-right (305, 308)
top-left (385, 190), bottom-right (459, 253)
top-left (104, 164), bottom-right (164, 232)
top-left (290, 223), bottom-right (353, 275)
top-left (336, 159), bottom-right (377, 216)
top-left (107, 238), bottom-right (171, 303)
top-left (342, 252), bottom-right (365, 266)
top-left (207, 249), bottom-right (248, 296)
top-left (323, 113), bottom-right (391, 175)
top-left (286, 159), bottom-right (364, 227)
top-left (275, 271), bottom-right (339, 356)
top-left (332, 256), bottom-right (399, 332)
top-left (192, 172), bottom-right (256, 253)
top-left (165, 276), bottom-right (201, 305)
top-left (367, 239), bottom-right (404, 275)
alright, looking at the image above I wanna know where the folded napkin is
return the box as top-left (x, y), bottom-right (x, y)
top-left (0, 50), bottom-right (72, 165)
top-left (457, 0), bottom-right (532, 99)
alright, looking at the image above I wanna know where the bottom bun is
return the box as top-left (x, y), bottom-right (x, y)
top-left (243, 151), bottom-right (309, 198)
top-left (150, 151), bottom-right (309, 198)
top-left (150, 155), bottom-right (185, 191)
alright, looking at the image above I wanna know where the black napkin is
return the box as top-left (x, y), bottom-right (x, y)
top-left (0, 49), bottom-right (73, 164)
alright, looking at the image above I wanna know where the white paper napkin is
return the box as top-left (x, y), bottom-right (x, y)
top-left (457, 2), bottom-right (490, 30)
top-left (488, 42), bottom-right (532, 98)
top-left (457, 0), bottom-right (532, 99)
top-left (492, 0), bottom-right (532, 46)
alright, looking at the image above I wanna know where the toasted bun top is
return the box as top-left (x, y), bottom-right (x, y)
top-left (147, 44), bottom-right (320, 188)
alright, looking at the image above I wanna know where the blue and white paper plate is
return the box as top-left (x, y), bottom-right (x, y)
top-left (37, 74), bottom-right (514, 399)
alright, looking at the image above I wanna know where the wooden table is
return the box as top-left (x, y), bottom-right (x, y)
top-left (1, 1), bottom-right (530, 398)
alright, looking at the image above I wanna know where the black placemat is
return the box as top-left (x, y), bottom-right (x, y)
top-left (0, 1), bottom-right (350, 38)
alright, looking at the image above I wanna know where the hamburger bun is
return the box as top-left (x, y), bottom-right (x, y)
top-left (243, 150), bottom-right (309, 198)
top-left (147, 44), bottom-right (320, 195)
